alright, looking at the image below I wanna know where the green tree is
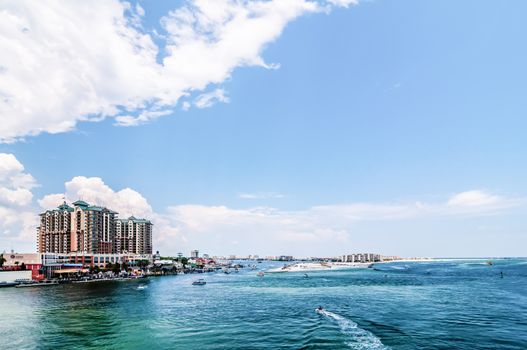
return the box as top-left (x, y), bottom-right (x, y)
top-left (20, 262), bottom-right (26, 270)
top-left (0, 254), bottom-right (6, 268)
top-left (137, 260), bottom-right (149, 270)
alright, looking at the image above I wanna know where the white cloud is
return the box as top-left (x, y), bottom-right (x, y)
top-left (0, 0), bottom-right (354, 143)
top-left (0, 153), bottom-right (36, 206)
top-left (161, 190), bottom-right (522, 256)
top-left (0, 153), bottom-right (38, 251)
top-left (325, 0), bottom-right (358, 8)
top-left (39, 176), bottom-right (153, 218)
top-left (194, 88), bottom-right (230, 109)
top-left (447, 190), bottom-right (501, 207)
top-left (239, 192), bottom-right (285, 199)
top-left (114, 109), bottom-right (174, 127)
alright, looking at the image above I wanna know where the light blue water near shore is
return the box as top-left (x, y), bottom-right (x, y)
top-left (1, 259), bottom-right (526, 349)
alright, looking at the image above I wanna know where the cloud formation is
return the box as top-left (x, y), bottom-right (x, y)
top-left (1, 154), bottom-right (522, 255)
top-left (0, 153), bottom-right (39, 249)
top-left (0, 0), bottom-right (355, 142)
top-left (0, 153), bottom-right (36, 206)
top-left (35, 177), bottom-right (525, 256)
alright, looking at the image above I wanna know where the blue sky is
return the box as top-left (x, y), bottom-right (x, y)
top-left (0, 0), bottom-right (526, 257)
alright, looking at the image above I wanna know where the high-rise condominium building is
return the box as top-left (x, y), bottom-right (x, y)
top-left (37, 202), bottom-right (73, 254)
top-left (70, 200), bottom-right (117, 254)
top-left (38, 201), bottom-right (152, 255)
top-left (115, 216), bottom-right (153, 255)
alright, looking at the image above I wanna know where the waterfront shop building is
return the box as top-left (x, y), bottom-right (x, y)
top-left (39, 252), bottom-right (153, 278)
top-left (1, 253), bottom-right (43, 279)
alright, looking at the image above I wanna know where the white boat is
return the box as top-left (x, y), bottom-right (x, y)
top-left (192, 279), bottom-right (206, 285)
top-left (16, 281), bottom-right (59, 288)
top-left (257, 272), bottom-right (265, 277)
top-left (0, 281), bottom-right (18, 288)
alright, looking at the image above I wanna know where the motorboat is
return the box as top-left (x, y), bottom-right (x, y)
top-left (16, 281), bottom-right (59, 288)
top-left (257, 272), bottom-right (265, 277)
top-left (192, 279), bottom-right (206, 285)
top-left (0, 281), bottom-right (18, 288)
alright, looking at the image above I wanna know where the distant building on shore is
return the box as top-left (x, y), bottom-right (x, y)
top-left (341, 253), bottom-right (382, 263)
top-left (191, 250), bottom-right (199, 258)
top-left (37, 200), bottom-right (152, 255)
top-left (278, 255), bottom-right (294, 261)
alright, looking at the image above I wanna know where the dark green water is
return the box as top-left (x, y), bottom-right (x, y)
top-left (1, 259), bottom-right (526, 349)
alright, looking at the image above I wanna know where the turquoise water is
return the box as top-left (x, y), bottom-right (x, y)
top-left (1, 259), bottom-right (526, 349)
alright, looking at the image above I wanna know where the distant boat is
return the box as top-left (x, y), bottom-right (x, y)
top-left (192, 279), bottom-right (206, 285)
top-left (223, 268), bottom-right (231, 274)
top-left (0, 281), bottom-right (18, 288)
top-left (16, 281), bottom-right (59, 288)
top-left (257, 272), bottom-right (265, 277)
top-left (486, 261), bottom-right (493, 266)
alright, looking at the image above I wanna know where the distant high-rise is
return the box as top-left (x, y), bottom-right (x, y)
top-left (191, 250), bottom-right (199, 258)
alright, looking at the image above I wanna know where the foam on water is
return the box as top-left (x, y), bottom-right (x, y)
top-left (319, 310), bottom-right (389, 350)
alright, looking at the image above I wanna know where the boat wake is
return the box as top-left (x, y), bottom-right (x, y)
top-left (318, 310), bottom-right (389, 350)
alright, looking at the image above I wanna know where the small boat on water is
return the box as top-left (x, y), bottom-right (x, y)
top-left (223, 268), bottom-right (231, 274)
top-left (192, 279), bottom-right (206, 285)
top-left (257, 272), bottom-right (264, 277)
top-left (16, 281), bottom-right (59, 288)
top-left (0, 281), bottom-right (18, 288)
top-left (487, 261), bottom-right (493, 266)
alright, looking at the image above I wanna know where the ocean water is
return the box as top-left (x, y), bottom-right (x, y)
top-left (1, 259), bottom-right (526, 349)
